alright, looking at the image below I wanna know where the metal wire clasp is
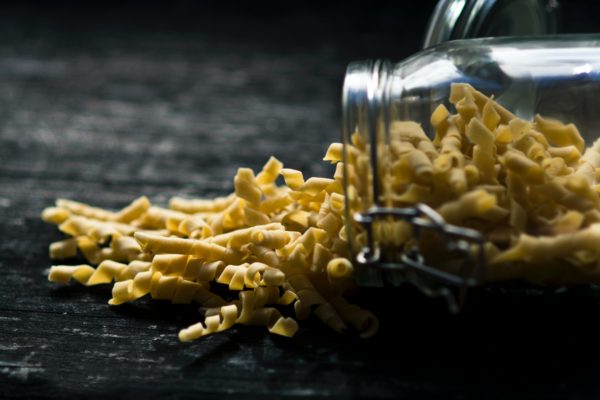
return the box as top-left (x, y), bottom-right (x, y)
top-left (354, 204), bottom-right (487, 313)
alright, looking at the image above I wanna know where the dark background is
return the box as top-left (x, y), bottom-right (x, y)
top-left (2, 1), bottom-right (600, 399)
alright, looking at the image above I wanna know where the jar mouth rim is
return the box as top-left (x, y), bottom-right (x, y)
top-left (341, 60), bottom-right (395, 269)
top-left (341, 59), bottom-right (394, 206)
top-left (423, 0), bottom-right (560, 49)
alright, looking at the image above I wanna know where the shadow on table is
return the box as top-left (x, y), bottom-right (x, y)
top-left (45, 276), bottom-right (600, 398)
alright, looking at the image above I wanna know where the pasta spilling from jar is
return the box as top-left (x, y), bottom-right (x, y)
top-left (43, 82), bottom-right (600, 340)
top-left (43, 156), bottom-right (378, 340)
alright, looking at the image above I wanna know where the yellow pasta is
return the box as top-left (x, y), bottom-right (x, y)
top-left (234, 168), bottom-right (262, 206)
top-left (326, 258), bottom-right (354, 279)
top-left (134, 232), bottom-right (242, 264)
top-left (323, 143), bottom-right (343, 163)
top-left (49, 238), bottom-right (78, 260)
top-left (55, 198), bottom-right (115, 221)
top-left (214, 263), bottom-right (248, 290)
top-left (44, 81), bottom-right (600, 345)
top-left (42, 207), bottom-right (71, 225)
top-left (328, 296), bottom-right (379, 339)
top-left (178, 304), bottom-right (238, 341)
top-left (112, 196), bottom-right (151, 223)
top-left (250, 229), bottom-right (292, 249)
top-left (245, 262), bottom-right (285, 287)
top-left (169, 193), bottom-right (236, 213)
top-left (48, 265), bottom-right (96, 285)
top-left (256, 156), bottom-right (284, 185)
top-left (240, 243), bottom-right (280, 266)
top-left (279, 168), bottom-right (304, 190)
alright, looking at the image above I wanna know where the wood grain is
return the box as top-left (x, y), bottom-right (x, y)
top-left (2, 3), bottom-right (600, 399)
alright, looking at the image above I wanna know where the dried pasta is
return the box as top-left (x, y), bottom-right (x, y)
top-left (44, 153), bottom-right (374, 341)
top-left (43, 82), bottom-right (600, 343)
top-left (346, 82), bottom-right (600, 287)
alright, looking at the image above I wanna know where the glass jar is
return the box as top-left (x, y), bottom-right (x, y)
top-left (342, 35), bottom-right (600, 309)
top-left (424, 0), bottom-right (559, 48)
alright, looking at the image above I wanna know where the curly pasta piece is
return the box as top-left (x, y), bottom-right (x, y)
top-left (240, 243), bottom-right (279, 266)
top-left (58, 216), bottom-right (136, 241)
top-left (326, 258), bottom-right (354, 279)
top-left (285, 272), bottom-right (347, 332)
top-left (196, 260), bottom-right (226, 282)
top-left (312, 243), bottom-right (333, 273)
top-left (49, 238), bottom-right (78, 260)
top-left (493, 223), bottom-right (600, 265)
top-left (169, 194), bottom-right (236, 214)
top-left (216, 263), bottom-right (250, 290)
top-left (298, 177), bottom-right (336, 197)
top-left (234, 168), bottom-right (262, 206)
top-left (279, 168), bottom-right (304, 190)
top-left (329, 296), bottom-right (379, 338)
top-left (41, 207), bottom-right (71, 225)
top-left (56, 198), bottom-right (116, 221)
top-left (236, 290), bottom-right (299, 335)
top-left (109, 270), bottom-right (216, 305)
top-left (534, 114), bottom-right (585, 152)
top-left (208, 223), bottom-right (284, 247)
top-left (176, 215), bottom-right (207, 238)
top-left (250, 229), bottom-right (293, 249)
top-left (436, 190), bottom-right (498, 224)
top-left (281, 209), bottom-right (310, 230)
top-left (134, 232), bottom-right (242, 264)
top-left (151, 254), bottom-right (188, 275)
top-left (243, 205), bottom-right (271, 226)
top-left (467, 118), bottom-right (497, 184)
top-left (48, 265), bottom-right (95, 285)
top-left (245, 262), bottom-right (285, 287)
top-left (179, 304), bottom-right (239, 341)
top-left (259, 193), bottom-right (294, 214)
top-left (49, 260), bottom-right (151, 286)
top-left (112, 196), bottom-right (151, 223)
top-left (256, 156), bottom-right (284, 186)
top-left (323, 143), bottom-right (343, 163)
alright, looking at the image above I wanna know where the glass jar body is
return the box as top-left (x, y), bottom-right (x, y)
top-left (342, 34), bottom-right (600, 288)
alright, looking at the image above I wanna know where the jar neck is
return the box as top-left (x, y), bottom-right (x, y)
top-left (341, 59), bottom-right (394, 208)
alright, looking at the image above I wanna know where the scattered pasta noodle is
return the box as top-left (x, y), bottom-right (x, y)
top-left (44, 153), bottom-right (376, 341)
top-left (43, 82), bottom-right (600, 341)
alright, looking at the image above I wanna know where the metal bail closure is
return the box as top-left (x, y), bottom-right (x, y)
top-left (354, 204), bottom-right (487, 313)
top-left (342, 60), bottom-right (487, 312)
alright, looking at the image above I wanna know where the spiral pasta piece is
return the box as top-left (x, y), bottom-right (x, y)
top-left (56, 198), bottom-right (116, 221)
top-left (112, 196), bottom-right (151, 223)
top-left (256, 156), bottom-right (284, 185)
top-left (234, 168), bottom-right (262, 206)
top-left (216, 263), bottom-right (250, 290)
top-left (329, 296), bottom-right (379, 338)
top-left (134, 232), bottom-right (242, 264)
top-left (326, 258), bottom-right (354, 279)
top-left (169, 194), bottom-right (236, 214)
top-left (179, 304), bottom-right (239, 341)
top-left (235, 289), bottom-right (298, 335)
top-left (245, 262), bottom-right (285, 287)
top-left (41, 207), bottom-right (71, 225)
top-left (49, 238), bottom-right (78, 260)
top-left (109, 270), bottom-right (217, 305)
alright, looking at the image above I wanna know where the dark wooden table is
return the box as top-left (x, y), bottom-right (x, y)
top-left (2, 3), bottom-right (600, 399)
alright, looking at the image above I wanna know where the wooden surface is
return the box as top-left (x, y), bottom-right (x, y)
top-left (2, 3), bottom-right (600, 399)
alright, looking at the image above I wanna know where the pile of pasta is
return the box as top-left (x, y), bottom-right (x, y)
top-left (345, 82), bottom-right (600, 286)
top-left (43, 82), bottom-right (600, 341)
top-left (42, 153), bottom-right (379, 340)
